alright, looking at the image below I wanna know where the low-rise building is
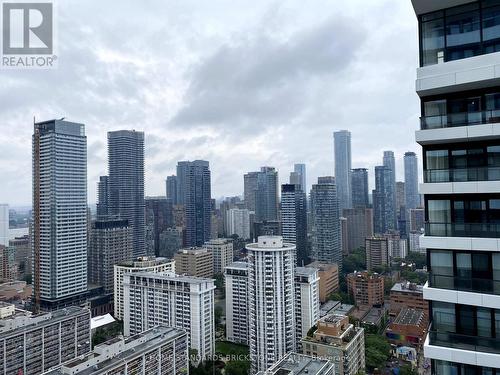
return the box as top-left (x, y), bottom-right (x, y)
top-left (113, 256), bottom-right (175, 320)
top-left (174, 247), bottom-right (213, 277)
top-left (386, 308), bottom-right (427, 348)
top-left (390, 282), bottom-right (428, 321)
top-left (225, 261), bottom-right (249, 345)
top-left (43, 326), bottom-right (188, 375)
top-left (306, 261), bottom-right (339, 302)
top-left (302, 314), bottom-right (365, 375)
top-left (346, 271), bottom-right (384, 307)
top-left (0, 306), bottom-right (90, 374)
top-left (257, 352), bottom-right (335, 375)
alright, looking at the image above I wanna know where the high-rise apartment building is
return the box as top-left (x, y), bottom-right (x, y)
top-left (43, 326), bottom-right (188, 375)
top-left (96, 176), bottom-right (109, 218)
top-left (334, 130), bottom-right (352, 210)
top-left (373, 165), bottom-right (396, 234)
top-left (293, 163), bottom-right (307, 192)
top-left (176, 160), bottom-right (212, 247)
top-left (243, 171), bottom-right (259, 212)
top-left (342, 208), bottom-right (374, 253)
top-left (225, 261), bottom-right (249, 345)
top-left (295, 267), bottom-right (320, 349)
top-left (165, 174), bottom-right (178, 205)
top-left (412, 1), bottom-right (500, 372)
top-left (351, 168), bottom-right (369, 208)
top-left (145, 197), bottom-right (173, 256)
top-left (227, 208), bottom-right (251, 239)
top-left (32, 119), bottom-right (88, 311)
top-left (365, 237), bottom-right (389, 271)
top-left (310, 178), bottom-right (342, 269)
top-left (247, 236), bottom-right (296, 374)
top-left (174, 247), bottom-right (213, 277)
top-left (281, 184), bottom-right (308, 265)
top-left (254, 167), bottom-right (279, 222)
top-left (88, 219), bottom-right (132, 294)
top-left (124, 272), bottom-right (215, 360)
top-left (0, 305), bottom-right (90, 374)
top-left (0, 204), bottom-right (8, 247)
top-left (107, 130), bottom-right (145, 257)
top-left (203, 238), bottom-right (233, 274)
top-left (404, 152), bottom-right (420, 210)
top-left (383, 151), bottom-right (397, 229)
top-left (113, 256), bottom-right (175, 320)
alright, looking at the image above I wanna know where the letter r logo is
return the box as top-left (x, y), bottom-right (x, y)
top-left (2, 3), bottom-right (53, 54)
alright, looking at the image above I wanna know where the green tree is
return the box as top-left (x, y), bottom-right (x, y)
top-left (342, 248), bottom-right (366, 275)
top-left (400, 364), bottom-right (418, 375)
top-left (224, 360), bottom-right (250, 375)
top-left (405, 252), bottom-right (426, 269)
top-left (215, 306), bottom-right (223, 328)
top-left (365, 334), bottom-right (391, 370)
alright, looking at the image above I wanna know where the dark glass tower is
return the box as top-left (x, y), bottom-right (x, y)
top-left (351, 168), bottom-right (369, 208)
top-left (310, 177), bottom-right (342, 270)
top-left (176, 160), bottom-right (212, 247)
top-left (107, 130), bottom-right (145, 257)
top-left (373, 165), bottom-right (396, 235)
top-left (281, 184), bottom-right (308, 265)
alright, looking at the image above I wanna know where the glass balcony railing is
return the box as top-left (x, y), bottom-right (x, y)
top-left (425, 222), bottom-right (500, 238)
top-left (428, 330), bottom-right (500, 355)
top-left (424, 166), bottom-right (500, 183)
top-left (420, 110), bottom-right (500, 130)
top-left (428, 273), bottom-right (500, 295)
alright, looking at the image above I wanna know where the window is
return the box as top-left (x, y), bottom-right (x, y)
top-left (426, 150), bottom-right (449, 170)
top-left (483, 4), bottom-right (500, 41)
top-left (433, 302), bottom-right (456, 333)
top-left (446, 4), bottom-right (481, 60)
top-left (421, 12), bottom-right (445, 66)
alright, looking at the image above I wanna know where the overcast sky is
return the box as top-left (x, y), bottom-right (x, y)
top-left (0, 0), bottom-right (421, 206)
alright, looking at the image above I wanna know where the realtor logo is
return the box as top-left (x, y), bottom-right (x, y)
top-left (1, 1), bottom-right (56, 68)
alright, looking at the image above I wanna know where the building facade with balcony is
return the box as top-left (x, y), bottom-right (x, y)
top-left (413, 0), bottom-right (500, 373)
top-left (247, 236), bottom-right (296, 374)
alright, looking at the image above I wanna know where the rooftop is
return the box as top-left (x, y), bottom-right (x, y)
top-left (258, 352), bottom-right (334, 375)
top-left (226, 261), bottom-right (249, 270)
top-left (246, 236), bottom-right (295, 251)
top-left (0, 306), bottom-right (88, 337)
top-left (391, 282), bottom-right (423, 294)
top-left (393, 308), bottom-right (425, 326)
top-left (128, 271), bottom-right (215, 285)
top-left (44, 326), bottom-right (186, 375)
top-left (116, 256), bottom-right (172, 268)
top-left (296, 266), bottom-right (319, 277)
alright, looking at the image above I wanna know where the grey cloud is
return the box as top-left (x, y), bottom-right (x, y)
top-left (171, 16), bottom-right (366, 131)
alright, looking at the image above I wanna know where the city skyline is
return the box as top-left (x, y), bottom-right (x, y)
top-left (0, 0), bottom-right (420, 206)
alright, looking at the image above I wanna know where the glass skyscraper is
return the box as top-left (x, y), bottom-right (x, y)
top-left (176, 160), bottom-right (212, 247)
top-left (404, 152), bottom-right (420, 210)
top-left (107, 130), bottom-right (145, 257)
top-left (373, 165), bottom-right (396, 235)
top-left (310, 177), bottom-right (342, 270)
top-left (334, 130), bottom-right (352, 210)
top-left (32, 119), bottom-right (88, 311)
top-left (351, 168), bottom-right (369, 208)
top-left (281, 184), bottom-right (308, 265)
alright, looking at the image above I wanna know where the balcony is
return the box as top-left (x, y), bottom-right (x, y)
top-left (424, 166), bottom-right (500, 183)
top-left (428, 273), bottom-right (500, 295)
top-left (428, 330), bottom-right (500, 355)
top-left (425, 222), bottom-right (500, 238)
top-left (420, 110), bottom-right (500, 130)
